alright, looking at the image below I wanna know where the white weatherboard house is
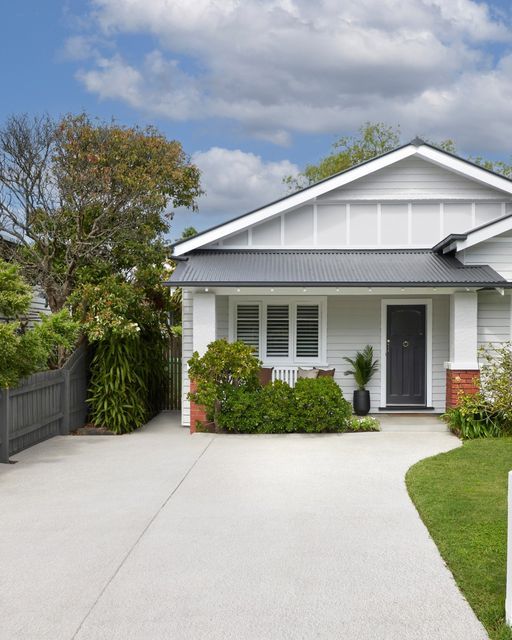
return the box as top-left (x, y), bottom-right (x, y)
top-left (169, 139), bottom-right (512, 428)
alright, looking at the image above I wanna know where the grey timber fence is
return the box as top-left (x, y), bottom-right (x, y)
top-left (0, 343), bottom-right (88, 462)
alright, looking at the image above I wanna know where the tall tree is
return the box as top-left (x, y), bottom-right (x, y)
top-left (0, 114), bottom-right (202, 310)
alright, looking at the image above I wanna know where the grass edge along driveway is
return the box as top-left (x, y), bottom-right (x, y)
top-left (406, 438), bottom-right (512, 640)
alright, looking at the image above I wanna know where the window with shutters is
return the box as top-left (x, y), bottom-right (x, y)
top-left (266, 305), bottom-right (290, 357)
top-left (232, 298), bottom-right (325, 363)
top-left (296, 305), bottom-right (319, 358)
top-left (235, 304), bottom-right (260, 356)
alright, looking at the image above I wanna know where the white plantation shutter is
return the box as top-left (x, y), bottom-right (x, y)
top-left (296, 305), bottom-right (319, 358)
top-left (266, 305), bottom-right (290, 357)
top-left (236, 304), bottom-right (260, 355)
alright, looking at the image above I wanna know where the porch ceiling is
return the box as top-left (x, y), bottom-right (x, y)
top-left (167, 249), bottom-right (509, 288)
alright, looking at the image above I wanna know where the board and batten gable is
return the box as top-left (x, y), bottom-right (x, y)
top-left (203, 157), bottom-right (512, 251)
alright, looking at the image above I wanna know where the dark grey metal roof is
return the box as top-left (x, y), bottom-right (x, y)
top-left (167, 249), bottom-right (509, 287)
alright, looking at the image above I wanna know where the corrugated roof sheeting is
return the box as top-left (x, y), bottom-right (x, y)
top-left (168, 250), bottom-right (508, 287)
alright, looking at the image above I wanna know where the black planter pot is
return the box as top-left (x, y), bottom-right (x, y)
top-left (353, 389), bottom-right (370, 416)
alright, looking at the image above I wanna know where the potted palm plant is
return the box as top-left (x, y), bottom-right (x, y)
top-left (343, 345), bottom-right (379, 416)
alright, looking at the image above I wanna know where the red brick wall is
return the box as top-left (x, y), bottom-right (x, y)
top-left (189, 380), bottom-right (207, 433)
top-left (446, 370), bottom-right (480, 409)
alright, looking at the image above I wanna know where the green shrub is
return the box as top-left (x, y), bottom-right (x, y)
top-left (292, 377), bottom-right (351, 432)
top-left (0, 260), bottom-right (79, 388)
top-left (348, 415), bottom-right (380, 432)
top-left (88, 337), bottom-right (148, 434)
top-left (188, 339), bottom-right (261, 423)
top-left (442, 343), bottom-right (512, 439)
top-left (74, 277), bottom-right (170, 434)
top-left (218, 380), bottom-right (295, 434)
top-left (442, 393), bottom-right (502, 439)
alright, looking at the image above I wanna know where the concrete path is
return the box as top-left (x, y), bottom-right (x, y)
top-left (0, 413), bottom-right (487, 640)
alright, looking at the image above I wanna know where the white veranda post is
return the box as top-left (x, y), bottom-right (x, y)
top-left (192, 293), bottom-right (216, 356)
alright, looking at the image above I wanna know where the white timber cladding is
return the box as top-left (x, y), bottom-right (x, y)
top-left (173, 149), bottom-right (512, 255)
top-left (181, 288), bottom-right (193, 426)
top-left (459, 230), bottom-right (512, 281)
top-left (477, 290), bottom-right (512, 347)
top-left (0, 287), bottom-right (50, 324)
top-left (447, 291), bottom-right (479, 370)
top-left (192, 293), bottom-right (216, 356)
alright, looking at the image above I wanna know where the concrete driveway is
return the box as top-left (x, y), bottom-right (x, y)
top-left (0, 413), bottom-right (487, 640)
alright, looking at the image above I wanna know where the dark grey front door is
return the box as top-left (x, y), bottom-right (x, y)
top-left (386, 305), bottom-right (426, 406)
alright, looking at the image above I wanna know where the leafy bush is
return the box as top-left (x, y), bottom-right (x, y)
top-left (188, 339), bottom-right (261, 423)
top-left (348, 416), bottom-right (381, 432)
top-left (218, 377), bottom-right (350, 434)
top-left (292, 377), bottom-right (352, 432)
top-left (74, 277), bottom-right (170, 434)
top-left (443, 393), bottom-right (502, 439)
top-left (443, 343), bottom-right (512, 439)
top-left (217, 380), bottom-right (294, 433)
top-left (0, 260), bottom-right (79, 388)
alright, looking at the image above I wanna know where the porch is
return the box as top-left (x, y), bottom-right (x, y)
top-left (181, 286), bottom-right (506, 426)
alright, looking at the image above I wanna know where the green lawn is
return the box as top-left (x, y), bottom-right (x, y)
top-left (406, 438), bottom-right (512, 640)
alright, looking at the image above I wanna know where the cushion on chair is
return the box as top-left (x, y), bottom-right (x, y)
top-left (297, 367), bottom-right (319, 379)
top-left (258, 367), bottom-right (274, 386)
top-left (316, 368), bottom-right (335, 378)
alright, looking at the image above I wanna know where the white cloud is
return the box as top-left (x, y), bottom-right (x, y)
top-left (72, 0), bottom-right (512, 150)
top-left (171, 147), bottom-right (299, 237)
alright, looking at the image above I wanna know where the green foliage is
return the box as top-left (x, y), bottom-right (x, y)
top-left (407, 439), bottom-right (512, 639)
top-left (88, 337), bottom-right (148, 434)
top-left (179, 226), bottom-right (198, 240)
top-left (74, 276), bottom-right (170, 433)
top-left (218, 377), bottom-right (351, 434)
top-left (284, 123), bottom-right (400, 190)
top-left (348, 415), bottom-right (381, 432)
top-left (218, 380), bottom-right (295, 433)
top-left (0, 260), bottom-right (32, 318)
top-left (0, 260), bottom-right (79, 388)
top-left (188, 339), bottom-right (261, 422)
top-left (283, 121), bottom-right (506, 191)
top-left (443, 401), bottom-right (501, 439)
top-left (292, 377), bottom-right (352, 432)
top-left (443, 343), bottom-right (512, 439)
top-left (0, 113), bottom-right (202, 311)
top-left (343, 345), bottom-right (379, 390)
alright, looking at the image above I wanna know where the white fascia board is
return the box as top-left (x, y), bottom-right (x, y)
top-left (173, 145), bottom-right (417, 256)
top-left (454, 215), bottom-right (512, 251)
top-left (416, 145), bottom-right (512, 195)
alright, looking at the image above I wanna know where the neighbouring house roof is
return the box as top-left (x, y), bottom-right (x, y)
top-left (167, 249), bottom-right (509, 287)
top-left (173, 139), bottom-right (512, 256)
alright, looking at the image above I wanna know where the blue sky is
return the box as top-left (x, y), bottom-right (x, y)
top-left (3, 0), bottom-right (512, 240)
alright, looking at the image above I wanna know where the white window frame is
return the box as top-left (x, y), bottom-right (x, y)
top-left (380, 299), bottom-right (433, 408)
top-left (229, 296), bottom-right (327, 366)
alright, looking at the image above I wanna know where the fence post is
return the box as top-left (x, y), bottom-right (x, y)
top-left (61, 370), bottom-right (71, 435)
top-left (0, 388), bottom-right (11, 463)
top-left (507, 471), bottom-right (512, 626)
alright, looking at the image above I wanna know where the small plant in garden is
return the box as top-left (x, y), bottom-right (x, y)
top-left (343, 345), bottom-right (379, 389)
top-left (188, 339), bottom-right (261, 424)
top-left (343, 345), bottom-right (379, 416)
top-left (348, 416), bottom-right (380, 432)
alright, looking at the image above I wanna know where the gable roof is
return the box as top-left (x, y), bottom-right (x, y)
top-left (168, 249), bottom-right (509, 288)
top-left (434, 211), bottom-right (512, 254)
top-left (173, 140), bottom-right (512, 256)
